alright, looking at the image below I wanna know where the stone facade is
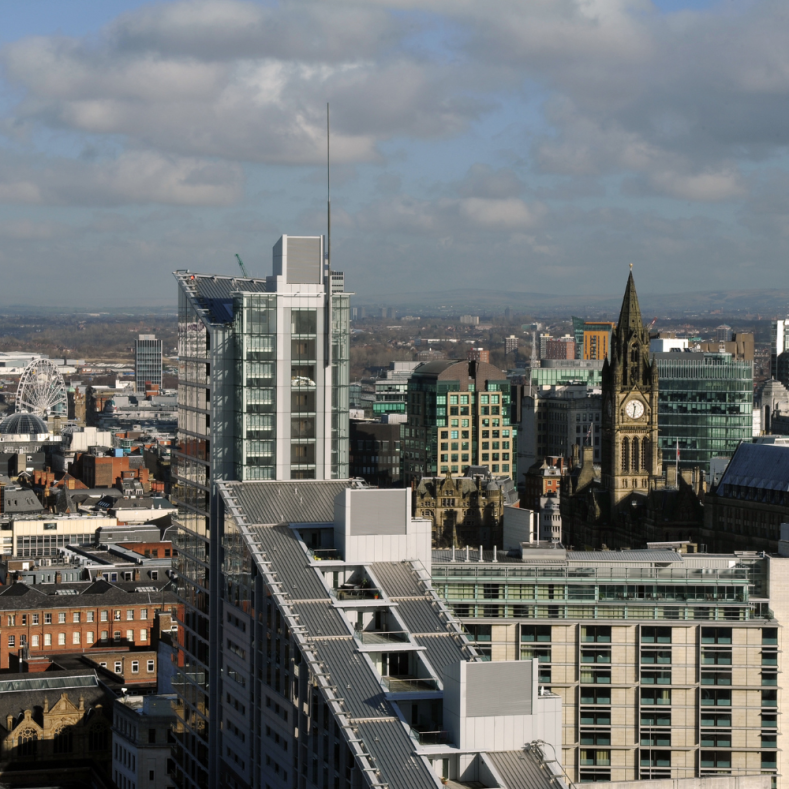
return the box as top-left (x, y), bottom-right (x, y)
top-left (414, 469), bottom-right (517, 548)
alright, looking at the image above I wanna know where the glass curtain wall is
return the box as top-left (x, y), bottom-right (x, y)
top-left (234, 294), bottom-right (277, 481)
top-left (171, 285), bottom-right (211, 789)
top-left (655, 354), bottom-right (753, 473)
top-left (331, 293), bottom-right (350, 479)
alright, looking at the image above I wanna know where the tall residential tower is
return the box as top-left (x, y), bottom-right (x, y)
top-left (134, 333), bottom-right (162, 393)
top-left (170, 235), bottom-right (350, 788)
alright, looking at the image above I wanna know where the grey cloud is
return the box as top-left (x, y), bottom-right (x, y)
top-left (0, 151), bottom-right (243, 206)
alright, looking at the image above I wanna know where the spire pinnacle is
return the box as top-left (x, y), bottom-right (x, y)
top-left (616, 269), bottom-right (644, 335)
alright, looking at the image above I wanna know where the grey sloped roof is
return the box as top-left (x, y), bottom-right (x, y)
top-left (392, 599), bottom-right (448, 635)
top-left (719, 441), bottom-right (789, 492)
top-left (485, 749), bottom-right (561, 789)
top-left (309, 638), bottom-right (389, 720)
top-left (292, 601), bottom-right (349, 637)
top-left (191, 273), bottom-right (268, 324)
top-left (370, 562), bottom-right (422, 598)
top-left (415, 634), bottom-right (469, 682)
top-left (246, 524), bottom-right (328, 601)
top-left (355, 719), bottom-right (438, 789)
top-left (227, 480), bottom-right (354, 526)
top-left (3, 489), bottom-right (43, 513)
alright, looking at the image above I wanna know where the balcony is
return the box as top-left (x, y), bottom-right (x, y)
top-left (382, 676), bottom-right (439, 693)
top-left (354, 628), bottom-right (410, 646)
top-left (409, 728), bottom-right (451, 746)
top-left (310, 548), bottom-right (342, 562)
top-left (332, 585), bottom-right (383, 601)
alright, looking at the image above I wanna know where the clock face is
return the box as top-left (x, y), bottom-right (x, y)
top-left (625, 399), bottom-right (645, 419)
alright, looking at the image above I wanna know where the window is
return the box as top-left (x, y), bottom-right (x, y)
top-left (100, 611), bottom-right (108, 622)
top-left (641, 627), bottom-right (671, 643)
top-left (8, 636), bottom-right (15, 648)
top-left (101, 631), bottom-right (108, 642)
top-left (701, 627), bottom-right (732, 644)
top-left (140, 629), bottom-right (148, 642)
top-left (72, 612), bottom-right (80, 623)
top-left (58, 633), bottom-right (65, 645)
top-left (131, 661), bottom-right (139, 673)
top-left (581, 626), bottom-right (611, 643)
top-left (114, 662), bottom-right (122, 673)
top-left (72, 632), bottom-right (80, 644)
top-left (44, 613), bottom-right (52, 624)
top-left (58, 613), bottom-right (66, 624)
top-left (147, 660), bottom-right (155, 672)
top-left (86, 611), bottom-right (94, 623)
top-left (641, 689), bottom-right (671, 705)
top-left (140, 609), bottom-right (148, 620)
top-left (6, 615), bottom-right (14, 626)
top-left (31, 614), bottom-right (39, 625)
top-left (113, 631), bottom-right (121, 642)
top-left (126, 610), bottom-right (134, 621)
top-left (44, 634), bottom-right (52, 646)
top-left (114, 610), bottom-right (121, 621)
top-left (21, 615), bottom-right (27, 625)
top-left (87, 631), bottom-right (94, 644)
top-left (149, 770), bottom-right (155, 781)
top-left (31, 635), bottom-right (39, 647)
top-left (148, 729), bottom-right (156, 744)
top-left (701, 689), bottom-right (731, 706)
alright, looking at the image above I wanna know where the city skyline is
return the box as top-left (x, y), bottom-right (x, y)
top-left (2, 0), bottom-right (789, 306)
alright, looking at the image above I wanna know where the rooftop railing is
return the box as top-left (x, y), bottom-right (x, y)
top-left (409, 728), bottom-right (451, 746)
top-left (310, 548), bottom-right (342, 562)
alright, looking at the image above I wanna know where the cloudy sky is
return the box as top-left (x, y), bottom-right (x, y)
top-left (1, 0), bottom-right (789, 306)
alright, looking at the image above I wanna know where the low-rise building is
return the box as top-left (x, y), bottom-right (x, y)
top-left (414, 467), bottom-right (517, 548)
top-left (0, 670), bottom-right (113, 785)
top-left (0, 579), bottom-right (179, 670)
top-left (113, 693), bottom-right (176, 789)
top-left (703, 441), bottom-right (789, 553)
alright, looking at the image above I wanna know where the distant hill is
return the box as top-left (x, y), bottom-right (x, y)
top-left (355, 288), bottom-right (789, 318)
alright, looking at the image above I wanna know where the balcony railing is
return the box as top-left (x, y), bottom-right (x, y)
top-left (382, 676), bottom-right (439, 693)
top-left (354, 629), bottom-right (410, 645)
top-left (310, 549), bottom-right (342, 562)
top-left (331, 587), bottom-right (383, 601)
top-left (409, 728), bottom-right (451, 746)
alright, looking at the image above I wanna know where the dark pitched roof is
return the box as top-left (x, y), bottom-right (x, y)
top-left (0, 581), bottom-right (178, 610)
top-left (718, 442), bottom-right (789, 492)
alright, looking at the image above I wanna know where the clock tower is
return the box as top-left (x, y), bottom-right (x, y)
top-left (601, 269), bottom-right (661, 510)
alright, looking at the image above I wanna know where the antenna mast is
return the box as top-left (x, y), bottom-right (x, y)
top-left (327, 102), bottom-right (331, 281)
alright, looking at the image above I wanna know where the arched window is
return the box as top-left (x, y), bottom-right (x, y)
top-left (631, 437), bottom-right (640, 471)
top-left (17, 729), bottom-right (37, 757)
top-left (621, 438), bottom-right (630, 472)
top-left (631, 345), bottom-right (640, 364)
top-left (53, 725), bottom-right (72, 754)
top-left (641, 439), bottom-right (649, 472)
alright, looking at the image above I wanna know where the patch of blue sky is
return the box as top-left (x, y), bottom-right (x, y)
top-left (0, 0), bottom-right (151, 43)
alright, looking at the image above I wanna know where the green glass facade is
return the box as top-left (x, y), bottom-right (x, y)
top-left (653, 353), bottom-right (753, 473)
top-left (530, 365), bottom-right (603, 388)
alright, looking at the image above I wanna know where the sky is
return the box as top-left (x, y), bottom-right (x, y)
top-left (1, 0), bottom-right (789, 307)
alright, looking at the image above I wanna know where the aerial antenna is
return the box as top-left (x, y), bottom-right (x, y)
top-left (327, 102), bottom-right (331, 281)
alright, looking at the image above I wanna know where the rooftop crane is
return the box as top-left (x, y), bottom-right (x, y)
top-left (235, 253), bottom-right (249, 278)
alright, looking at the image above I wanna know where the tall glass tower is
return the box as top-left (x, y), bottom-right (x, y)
top-left (170, 236), bottom-right (350, 788)
top-left (134, 333), bottom-right (162, 392)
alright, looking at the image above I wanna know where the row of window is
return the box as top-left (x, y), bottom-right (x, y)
top-left (7, 630), bottom-right (149, 647)
top-left (6, 608), bottom-right (154, 626)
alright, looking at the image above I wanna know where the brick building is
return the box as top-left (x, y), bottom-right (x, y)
top-left (76, 455), bottom-right (150, 492)
top-left (0, 580), bottom-right (180, 670)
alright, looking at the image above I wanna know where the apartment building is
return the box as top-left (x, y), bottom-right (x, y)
top-left (214, 479), bottom-right (565, 789)
top-left (171, 235), bottom-right (350, 788)
top-left (433, 544), bottom-right (789, 785)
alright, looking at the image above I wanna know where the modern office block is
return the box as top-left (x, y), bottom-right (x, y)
top-left (770, 319), bottom-right (789, 379)
top-left (402, 360), bottom-right (514, 485)
top-left (215, 479), bottom-right (565, 789)
top-left (134, 334), bottom-right (162, 393)
top-left (433, 544), bottom-right (789, 786)
top-left (170, 236), bottom-right (350, 788)
top-left (653, 352), bottom-right (753, 474)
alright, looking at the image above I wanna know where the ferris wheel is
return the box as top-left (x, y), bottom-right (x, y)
top-left (15, 358), bottom-right (67, 417)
